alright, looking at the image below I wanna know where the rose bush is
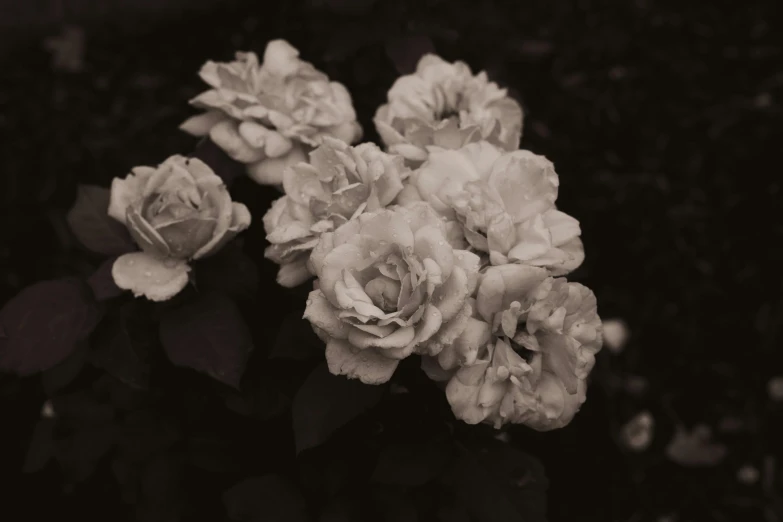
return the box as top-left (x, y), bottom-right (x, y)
top-left (108, 155), bottom-right (251, 301)
top-left (181, 40), bottom-right (362, 185)
top-left (398, 141), bottom-right (584, 275)
top-left (263, 137), bottom-right (411, 287)
top-left (374, 54), bottom-right (523, 167)
top-left (423, 264), bottom-right (602, 430)
top-left (302, 202), bottom-right (481, 384)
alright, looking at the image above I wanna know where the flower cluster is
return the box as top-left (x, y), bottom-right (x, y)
top-left (256, 47), bottom-right (601, 431)
top-left (99, 40), bottom-right (599, 431)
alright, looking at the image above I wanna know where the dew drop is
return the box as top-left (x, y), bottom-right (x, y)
top-left (127, 259), bottom-right (135, 266)
top-left (438, 241), bottom-right (444, 246)
top-left (144, 271), bottom-right (152, 277)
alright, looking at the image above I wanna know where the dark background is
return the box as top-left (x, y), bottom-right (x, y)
top-left (1, 0), bottom-right (781, 521)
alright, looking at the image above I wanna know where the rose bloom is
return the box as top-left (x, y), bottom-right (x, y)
top-left (398, 141), bottom-right (584, 275)
top-left (108, 155), bottom-right (251, 301)
top-left (303, 202), bottom-right (481, 385)
top-left (423, 264), bottom-right (602, 430)
top-left (263, 137), bottom-right (411, 287)
top-left (180, 40), bottom-right (362, 185)
top-left (374, 54), bottom-right (523, 167)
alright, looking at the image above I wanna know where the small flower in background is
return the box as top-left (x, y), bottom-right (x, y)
top-left (737, 464), bottom-right (759, 485)
top-left (767, 376), bottom-right (783, 401)
top-left (665, 424), bottom-right (727, 467)
top-left (620, 410), bottom-right (654, 451)
top-left (40, 400), bottom-right (55, 419)
top-left (181, 40), bottom-right (362, 185)
top-left (602, 318), bottom-right (630, 354)
top-left (624, 375), bottom-right (648, 395)
top-left (108, 155), bottom-right (251, 301)
top-left (43, 26), bottom-right (85, 73)
top-left (399, 142), bottom-right (584, 275)
top-left (374, 54), bottom-right (523, 167)
top-left (263, 137), bottom-right (410, 287)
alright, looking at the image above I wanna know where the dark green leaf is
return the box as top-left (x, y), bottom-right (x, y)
top-left (42, 340), bottom-right (89, 395)
top-left (292, 363), bottom-right (387, 454)
top-left (0, 279), bottom-right (102, 375)
top-left (66, 184), bottom-right (136, 256)
top-left (159, 293), bottom-right (254, 389)
top-left (87, 256), bottom-right (125, 301)
top-left (90, 304), bottom-right (151, 390)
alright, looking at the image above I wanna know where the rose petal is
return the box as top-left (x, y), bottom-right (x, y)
top-left (487, 150), bottom-right (558, 223)
top-left (247, 145), bottom-right (307, 185)
top-left (453, 250), bottom-right (480, 295)
top-left (112, 252), bottom-right (190, 302)
top-left (358, 210), bottom-right (415, 252)
top-left (210, 120), bottom-right (267, 164)
top-left (180, 111), bottom-right (228, 137)
top-left (303, 290), bottom-right (349, 340)
top-left (326, 339), bottom-right (399, 385)
top-left (431, 265), bottom-right (468, 323)
top-left (109, 169), bottom-right (154, 224)
top-left (192, 184), bottom-right (236, 259)
top-left (413, 225), bottom-right (454, 280)
top-left (476, 264), bottom-right (549, 323)
top-left (319, 244), bottom-right (365, 305)
top-left (277, 257), bottom-right (312, 287)
top-left (347, 325), bottom-right (415, 352)
top-left (437, 317), bottom-right (491, 371)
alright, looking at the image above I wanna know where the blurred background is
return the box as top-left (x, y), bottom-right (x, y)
top-left (0, 0), bottom-right (781, 521)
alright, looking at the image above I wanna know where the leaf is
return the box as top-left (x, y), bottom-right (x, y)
top-left (159, 293), bottom-right (254, 389)
top-left (292, 362), bottom-right (387, 454)
top-left (223, 474), bottom-right (309, 522)
top-left (452, 443), bottom-right (548, 522)
top-left (66, 184), bottom-right (136, 256)
top-left (87, 256), bottom-right (125, 301)
top-left (371, 439), bottom-right (453, 486)
top-left (0, 279), bottom-right (102, 375)
top-left (190, 137), bottom-right (246, 186)
top-left (193, 242), bottom-right (259, 300)
top-left (270, 310), bottom-right (324, 361)
top-left (90, 303), bottom-right (151, 390)
top-left (42, 340), bottom-right (89, 394)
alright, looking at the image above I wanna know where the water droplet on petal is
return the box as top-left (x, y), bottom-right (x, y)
top-left (144, 271), bottom-right (152, 277)
top-left (438, 241), bottom-right (444, 246)
top-left (127, 259), bottom-right (135, 266)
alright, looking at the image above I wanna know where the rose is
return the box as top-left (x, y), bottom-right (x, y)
top-left (263, 137), bottom-right (411, 287)
top-left (425, 264), bottom-right (602, 430)
top-left (108, 155), bottom-right (251, 301)
top-left (180, 39), bottom-right (362, 185)
top-left (374, 54), bottom-right (523, 167)
top-left (398, 141), bottom-right (584, 275)
top-left (302, 202), bottom-right (481, 384)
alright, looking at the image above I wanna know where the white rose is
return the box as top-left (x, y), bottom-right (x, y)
top-left (180, 40), bottom-right (362, 185)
